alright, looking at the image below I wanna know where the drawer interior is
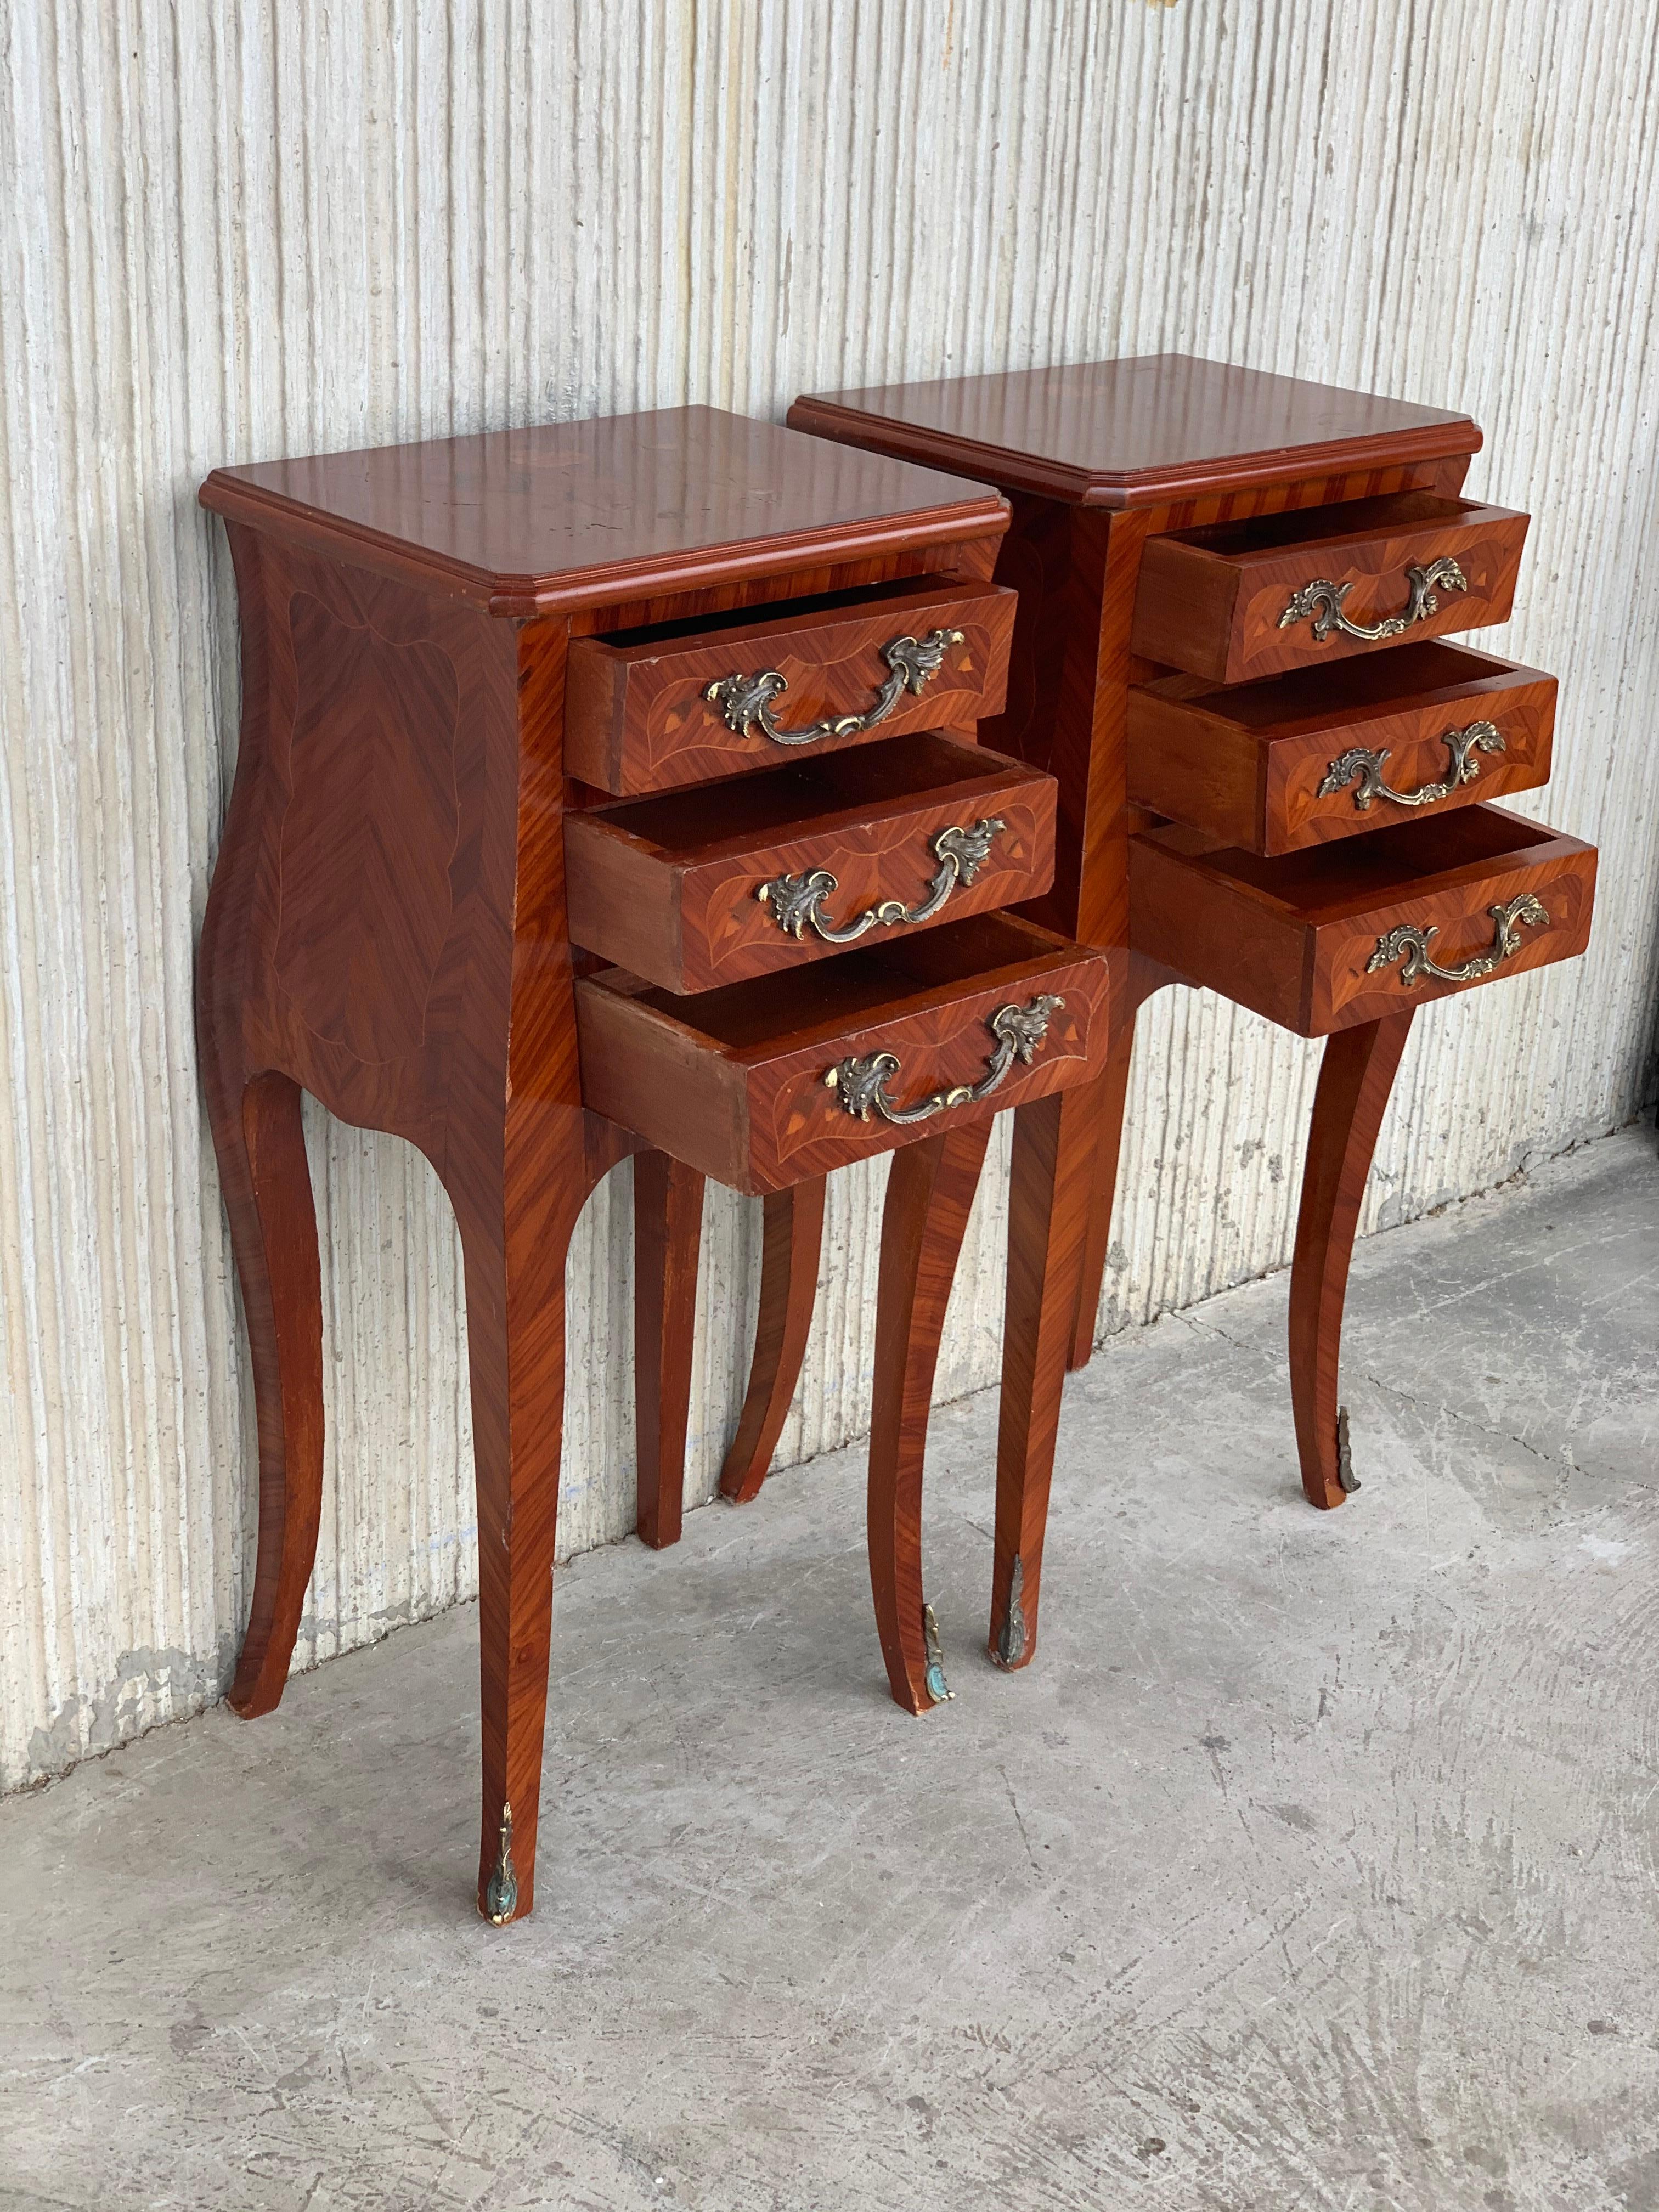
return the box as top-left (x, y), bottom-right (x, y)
top-left (1151, 805), bottom-right (1567, 922)
top-left (587, 569), bottom-right (977, 649)
top-left (574, 731), bottom-right (1015, 857)
top-left (1141, 641), bottom-right (1537, 735)
top-left (590, 911), bottom-right (1078, 1056)
top-left (1161, 490), bottom-right (1480, 560)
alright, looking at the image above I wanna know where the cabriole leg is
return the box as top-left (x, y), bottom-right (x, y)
top-left (991, 1086), bottom-right (1094, 1673)
top-left (867, 1123), bottom-right (991, 1715)
top-left (1288, 1011), bottom-right (1414, 1510)
top-left (633, 1152), bottom-right (706, 1549)
top-left (206, 1066), bottom-right (326, 1721)
top-left (720, 1178), bottom-right (826, 1506)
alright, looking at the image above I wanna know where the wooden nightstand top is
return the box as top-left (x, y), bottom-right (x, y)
top-left (788, 354), bottom-right (1480, 510)
top-left (200, 405), bottom-right (1007, 617)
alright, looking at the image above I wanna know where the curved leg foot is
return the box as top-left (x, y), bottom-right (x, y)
top-left (720, 1178), bottom-right (826, 1505)
top-left (634, 1152), bottom-right (705, 1549)
top-left (990, 1087), bottom-right (1095, 1672)
top-left (868, 1122), bottom-right (991, 1714)
top-left (208, 1069), bottom-right (326, 1720)
top-left (1289, 1012), bottom-right (1414, 1510)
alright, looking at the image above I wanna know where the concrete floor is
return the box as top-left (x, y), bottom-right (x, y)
top-left (3, 1127), bottom-right (1657, 2212)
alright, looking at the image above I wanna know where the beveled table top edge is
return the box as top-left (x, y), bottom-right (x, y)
top-left (789, 354), bottom-right (1483, 510)
top-left (199, 404), bottom-right (1011, 616)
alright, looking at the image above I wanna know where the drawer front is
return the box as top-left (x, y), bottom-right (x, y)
top-left (565, 737), bottom-right (1056, 993)
top-left (575, 915), bottom-right (1109, 1192)
top-left (1128, 644), bottom-right (1558, 855)
top-left (1132, 495), bottom-right (1530, 685)
top-left (565, 577), bottom-right (1017, 794)
top-left (1131, 805), bottom-right (1596, 1036)
top-left (1313, 834), bottom-right (1595, 1031)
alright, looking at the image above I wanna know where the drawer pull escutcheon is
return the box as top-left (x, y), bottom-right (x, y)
top-left (704, 628), bottom-right (966, 747)
top-left (1319, 720), bottom-right (1505, 812)
top-left (824, 993), bottom-right (1065, 1125)
top-left (1279, 556), bottom-right (1467, 645)
top-left (757, 816), bottom-right (1006, 944)
top-left (1367, 893), bottom-right (1548, 988)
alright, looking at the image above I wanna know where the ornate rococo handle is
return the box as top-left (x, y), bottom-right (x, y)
top-left (703, 627), bottom-right (966, 747)
top-left (1320, 720), bottom-right (1505, 812)
top-left (1279, 556), bottom-right (1467, 645)
top-left (824, 994), bottom-right (1065, 1126)
top-left (757, 817), bottom-right (1005, 945)
top-left (1367, 893), bottom-right (1548, 988)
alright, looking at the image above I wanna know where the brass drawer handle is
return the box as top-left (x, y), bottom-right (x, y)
top-left (824, 994), bottom-right (1064, 1126)
top-left (1367, 893), bottom-right (1548, 988)
top-left (1279, 556), bottom-right (1466, 645)
top-left (703, 628), bottom-right (965, 747)
top-left (1320, 720), bottom-right (1505, 812)
top-left (757, 817), bottom-right (1005, 946)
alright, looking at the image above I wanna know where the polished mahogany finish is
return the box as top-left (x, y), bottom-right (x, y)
top-left (565, 733), bottom-right (1056, 992)
top-left (1131, 804), bottom-right (1596, 1035)
top-left (791, 353), bottom-right (1594, 1620)
top-left (720, 1180), bottom-right (826, 1505)
top-left (564, 575), bottom-right (1015, 793)
top-left (198, 406), bottom-right (1024, 1922)
top-left (574, 913), bottom-right (1111, 1194)
top-left (1289, 1012), bottom-right (1415, 1510)
top-left (868, 1121), bottom-right (992, 1712)
top-left (790, 354), bottom-right (1478, 510)
top-left (1131, 493), bottom-right (1529, 684)
top-left (633, 1152), bottom-right (705, 1550)
top-left (1128, 642), bottom-right (1557, 855)
top-left (203, 406), bottom-right (1008, 614)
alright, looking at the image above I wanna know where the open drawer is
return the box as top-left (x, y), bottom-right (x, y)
top-left (1131, 802), bottom-right (1595, 1036)
top-left (565, 573), bottom-right (1017, 794)
top-left (1128, 641), bottom-right (1558, 855)
top-left (565, 732), bottom-right (1056, 994)
top-left (575, 912), bottom-right (1110, 1192)
top-left (1131, 492), bottom-right (1530, 685)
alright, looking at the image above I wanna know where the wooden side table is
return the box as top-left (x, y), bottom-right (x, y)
top-left (785, 354), bottom-right (1595, 1658)
top-left (198, 407), bottom-right (1113, 1920)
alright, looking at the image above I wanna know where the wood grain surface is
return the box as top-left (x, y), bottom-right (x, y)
top-left (1132, 494), bottom-right (1530, 685)
top-left (720, 1180), bottom-right (828, 1506)
top-left (575, 915), bottom-right (1111, 1192)
top-left (566, 734), bottom-right (1056, 992)
top-left (1130, 804), bottom-right (1597, 1036)
top-left (1129, 642), bottom-right (1558, 855)
top-left (202, 407), bottom-right (1008, 617)
top-left (988, 1087), bottom-right (1097, 1672)
top-left (564, 575), bottom-right (1015, 792)
top-left (867, 1121), bottom-right (992, 1712)
top-left (197, 524), bottom-right (647, 1920)
top-left (1288, 1012), bottom-right (1416, 1509)
top-left (787, 354), bottom-right (1477, 509)
top-left (633, 1152), bottom-right (705, 1550)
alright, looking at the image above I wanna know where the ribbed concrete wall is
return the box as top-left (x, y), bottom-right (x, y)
top-left (3, 0), bottom-right (1656, 1790)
